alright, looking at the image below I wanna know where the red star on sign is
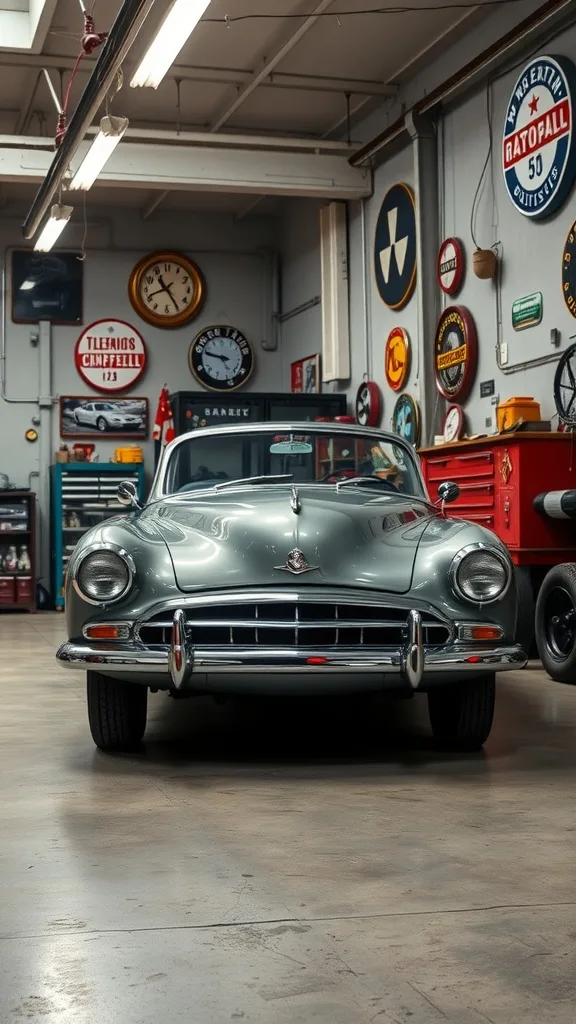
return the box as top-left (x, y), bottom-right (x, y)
top-left (528, 94), bottom-right (539, 115)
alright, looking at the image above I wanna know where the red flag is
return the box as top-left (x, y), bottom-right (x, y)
top-left (153, 387), bottom-right (175, 448)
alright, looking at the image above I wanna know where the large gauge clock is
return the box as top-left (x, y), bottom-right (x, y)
top-left (128, 251), bottom-right (205, 328)
top-left (189, 325), bottom-right (254, 392)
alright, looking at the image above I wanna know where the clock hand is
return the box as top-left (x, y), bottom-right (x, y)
top-left (158, 275), bottom-right (180, 312)
top-left (205, 349), bottom-right (231, 362)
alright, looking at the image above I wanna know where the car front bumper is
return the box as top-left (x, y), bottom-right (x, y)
top-left (56, 609), bottom-right (527, 691)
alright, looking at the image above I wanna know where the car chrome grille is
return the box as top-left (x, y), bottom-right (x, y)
top-left (137, 602), bottom-right (451, 649)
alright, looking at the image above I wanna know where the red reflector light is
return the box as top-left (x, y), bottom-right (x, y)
top-left (307, 657), bottom-right (328, 665)
top-left (466, 656), bottom-right (482, 663)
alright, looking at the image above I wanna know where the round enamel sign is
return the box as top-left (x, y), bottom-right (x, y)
top-left (437, 238), bottom-right (465, 295)
top-left (392, 393), bottom-right (420, 447)
top-left (355, 381), bottom-right (382, 427)
top-left (434, 306), bottom-right (477, 402)
top-left (74, 319), bottom-right (147, 392)
top-left (562, 218), bottom-right (576, 319)
top-left (374, 183), bottom-right (417, 310)
top-left (502, 54), bottom-right (576, 219)
top-left (385, 327), bottom-right (410, 391)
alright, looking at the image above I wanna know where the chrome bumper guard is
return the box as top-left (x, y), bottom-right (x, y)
top-left (56, 609), bottom-right (527, 689)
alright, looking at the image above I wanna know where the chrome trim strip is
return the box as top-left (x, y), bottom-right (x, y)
top-left (136, 617), bottom-right (450, 631)
top-left (133, 589), bottom-right (455, 640)
top-left (56, 641), bottom-right (527, 676)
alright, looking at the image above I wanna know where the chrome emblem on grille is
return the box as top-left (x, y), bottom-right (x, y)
top-left (275, 547), bottom-right (318, 574)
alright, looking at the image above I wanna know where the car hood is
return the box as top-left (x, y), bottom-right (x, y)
top-left (138, 485), bottom-right (435, 594)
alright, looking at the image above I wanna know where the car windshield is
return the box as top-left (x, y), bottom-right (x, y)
top-left (161, 428), bottom-right (425, 499)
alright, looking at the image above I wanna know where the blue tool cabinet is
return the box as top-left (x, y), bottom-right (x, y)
top-left (51, 462), bottom-right (145, 610)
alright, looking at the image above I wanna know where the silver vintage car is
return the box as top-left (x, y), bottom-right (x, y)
top-left (56, 422), bottom-right (526, 752)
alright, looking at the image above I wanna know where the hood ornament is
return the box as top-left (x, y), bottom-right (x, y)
top-left (275, 547), bottom-right (318, 575)
top-left (290, 486), bottom-right (301, 515)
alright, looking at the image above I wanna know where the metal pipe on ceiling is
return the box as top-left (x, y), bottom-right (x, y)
top-left (21, 0), bottom-right (159, 240)
top-left (350, 0), bottom-right (576, 166)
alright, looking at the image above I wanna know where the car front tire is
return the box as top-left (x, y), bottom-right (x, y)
top-left (96, 417), bottom-right (108, 432)
top-left (87, 671), bottom-right (147, 752)
top-left (427, 674), bottom-right (495, 751)
top-left (535, 563), bottom-right (576, 683)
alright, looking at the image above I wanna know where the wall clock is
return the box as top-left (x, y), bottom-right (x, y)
top-left (355, 381), bottom-right (382, 426)
top-left (562, 219), bottom-right (576, 318)
top-left (392, 393), bottom-right (420, 447)
top-left (385, 326), bottom-right (410, 391)
top-left (128, 251), bottom-right (205, 328)
top-left (434, 306), bottom-right (478, 402)
top-left (443, 404), bottom-right (465, 442)
top-left (374, 183), bottom-right (417, 310)
top-left (189, 325), bottom-right (254, 392)
top-left (437, 238), bottom-right (465, 295)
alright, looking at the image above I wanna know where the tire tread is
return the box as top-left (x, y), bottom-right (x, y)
top-left (87, 672), bottom-right (147, 752)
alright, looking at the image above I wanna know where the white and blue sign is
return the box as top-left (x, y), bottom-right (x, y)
top-left (502, 54), bottom-right (576, 219)
top-left (373, 182), bottom-right (417, 310)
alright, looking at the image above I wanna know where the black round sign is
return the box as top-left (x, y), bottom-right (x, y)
top-left (373, 183), bottom-right (417, 310)
top-left (434, 306), bottom-right (478, 402)
top-left (188, 325), bottom-right (254, 392)
top-left (562, 219), bottom-right (576, 319)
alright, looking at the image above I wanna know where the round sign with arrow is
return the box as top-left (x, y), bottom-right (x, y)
top-left (385, 327), bottom-right (410, 392)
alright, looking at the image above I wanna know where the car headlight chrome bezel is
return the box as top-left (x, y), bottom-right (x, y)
top-left (449, 543), bottom-right (511, 606)
top-left (71, 542), bottom-right (135, 606)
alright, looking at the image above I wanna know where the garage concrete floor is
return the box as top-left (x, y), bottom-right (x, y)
top-left (2, 613), bottom-right (576, 1024)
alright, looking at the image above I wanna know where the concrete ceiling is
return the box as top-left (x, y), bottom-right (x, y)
top-left (0, 0), bottom-right (488, 219)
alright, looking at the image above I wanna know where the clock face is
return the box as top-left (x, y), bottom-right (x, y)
top-left (443, 404), bottom-right (464, 442)
top-left (189, 326), bottom-right (254, 392)
top-left (128, 251), bottom-right (204, 328)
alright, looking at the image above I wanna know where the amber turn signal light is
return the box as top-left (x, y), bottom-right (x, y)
top-left (469, 626), bottom-right (502, 641)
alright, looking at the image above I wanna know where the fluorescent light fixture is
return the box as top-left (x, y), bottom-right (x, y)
top-left (130, 0), bottom-right (211, 89)
top-left (20, 279), bottom-right (35, 291)
top-left (69, 115), bottom-right (129, 191)
top-left (34, 204), bottom-right (73, 252)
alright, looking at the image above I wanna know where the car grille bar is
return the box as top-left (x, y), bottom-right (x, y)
top-left (137, 602), bottom-right (452, 650)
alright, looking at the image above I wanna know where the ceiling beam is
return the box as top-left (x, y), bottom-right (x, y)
top-left (1, 139), bottom-right (372, 200)
top-left (141, 190), bottom-right (170, 220)
top-left (0, 50), bottom-right (395, 97)
top-left (210, 0), bottom-right (336, 132)
top-left (13, 70), bottom-right (41, 135)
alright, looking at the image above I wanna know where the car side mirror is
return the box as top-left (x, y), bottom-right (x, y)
top-left (436, 481), bottom-right (460, 508)
top-left (117, 480), bottom-right (142, 509)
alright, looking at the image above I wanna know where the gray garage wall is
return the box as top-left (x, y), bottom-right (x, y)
top-left (0, 207), bottom-right (281, 589)
top-left (278, 6), bottom-right (576, 435)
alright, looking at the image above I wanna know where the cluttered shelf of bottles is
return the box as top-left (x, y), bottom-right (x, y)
top-left (0, 492), bottom-right (35, 611)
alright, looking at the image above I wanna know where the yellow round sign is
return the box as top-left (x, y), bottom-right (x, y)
top-left (385, 327), bottom-right (410, 392)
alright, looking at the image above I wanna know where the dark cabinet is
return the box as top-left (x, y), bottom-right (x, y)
top-left (169, 392), bottom-right (347, 435)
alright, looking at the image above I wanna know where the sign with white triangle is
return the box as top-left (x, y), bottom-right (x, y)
top-left (374, 183), bottom-right (417, 311)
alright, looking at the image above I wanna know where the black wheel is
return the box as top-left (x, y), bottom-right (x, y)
top-left (87, 671), bottom-right (147, 752)
top-left (96, 416), bottom-right (108, 432)
top-left (427, 674), bottom-right (495, 751)
top-left (535, 563), bottom-right (576, 683)
top-left (515, 565), bottom-right (535, 657)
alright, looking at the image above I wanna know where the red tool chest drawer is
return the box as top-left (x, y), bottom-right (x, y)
top-left (419, 433), bottom-right (576, 566)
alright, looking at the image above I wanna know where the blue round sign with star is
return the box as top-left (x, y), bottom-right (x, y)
top-left (373, 182), bottom-right (417, 310)
top-left (502, 54), bottom-right (576, 219)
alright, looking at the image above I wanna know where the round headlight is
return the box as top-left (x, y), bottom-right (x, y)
top-left (75, 549), bottom-right (132, 604)
top-left (451, 546), bottom-right (510, 604)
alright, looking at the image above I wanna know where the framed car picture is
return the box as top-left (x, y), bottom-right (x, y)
top-left (291, 353), bottom-right (321, 394)
top-left (60, 397), bottom-right (148, 439)
top-left (11, 250), bottom-right (83, 324)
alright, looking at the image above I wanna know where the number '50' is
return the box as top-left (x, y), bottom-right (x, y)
top-left (528, 154), bottom-right (543, 179)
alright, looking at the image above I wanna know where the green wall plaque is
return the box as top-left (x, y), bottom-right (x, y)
top-left (511, 292), bottom-right (543, 331)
